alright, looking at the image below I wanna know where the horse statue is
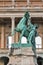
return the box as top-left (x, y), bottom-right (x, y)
top-left (9, 12), bottom-right (38, 56)
top-left (12, 11), bottom-right (38, 45)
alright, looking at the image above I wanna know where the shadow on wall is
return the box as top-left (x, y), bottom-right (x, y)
top-left (0, 56), bottom-right (9, 65)
top-left (37, 56), bottom-right (43, 65)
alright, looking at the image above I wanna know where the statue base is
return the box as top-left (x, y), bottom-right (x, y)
top-left (9, 47), bottom-right (38, 65)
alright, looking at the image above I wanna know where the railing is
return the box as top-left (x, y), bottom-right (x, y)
top-left (0, 0), bottom-right (12, 7)
top-left (30, 0), bottom-right (42, 2)
top-left (14, 0), bottom-right (27, 7)
top-left (36, 48), bottom-right (43, 54)
top-left (0, 0), bottom-right (27, 8)
top-left (36, 44), bottom-right (42, 49)
top-left (0, 0), bottom-right (43, 8)
top-left (35, 43), bottom-right (43, 54)
top-left (30, 2), bottom-right (43, 7)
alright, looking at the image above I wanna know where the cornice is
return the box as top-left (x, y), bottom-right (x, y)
top-left (0, 7), bottom-right (43, 12)
top-left (0, 7), bottom-right (43, 18)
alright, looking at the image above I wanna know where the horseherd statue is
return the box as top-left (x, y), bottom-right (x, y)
top-left (9, 11), bottom-right (38, 55)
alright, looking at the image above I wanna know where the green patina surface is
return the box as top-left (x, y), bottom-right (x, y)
top-left (10, 11), bottom-right (38, 55)
top-left (11, 11), bottom-right (38, 48)
top-left (11, 43), bottom-right (32, 48)
top-left (11, 43), bottom-right (36, 53)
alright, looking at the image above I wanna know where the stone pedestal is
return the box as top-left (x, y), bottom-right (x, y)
top-left (8, 47), bottom-right (38, 65)
top-left (21, 47), bottom-right (37, 65)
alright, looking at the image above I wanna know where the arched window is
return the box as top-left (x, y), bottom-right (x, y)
top-left (7, 36), bottom-right (12, 48)
top-left (21, 36), bottom-right (27, 44)
top-left (35, 36), bottom-right (42, 48)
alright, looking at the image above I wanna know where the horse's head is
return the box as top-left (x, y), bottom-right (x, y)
top-left (24, 11), bottom-right (30, 21)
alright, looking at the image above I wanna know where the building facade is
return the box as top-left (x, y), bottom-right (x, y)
top-left (0, 0), bottom-right (43, 61)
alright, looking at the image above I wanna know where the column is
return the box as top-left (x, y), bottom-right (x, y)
top-left (8, 17), bottom-right (15, 55)
top-left (16, 32), bottom-right (19, 43)
top-left (11, 17), bottom-right (15, 43)
top-left (1, 26), bottom-right (5, 48)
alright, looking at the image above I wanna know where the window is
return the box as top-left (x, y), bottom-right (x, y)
top-left (7, 36), bottom-right (12, 48)
top-left (35, 36), bottom-right (42, 48)
top-left (21, 36), bottom-right (27, 44)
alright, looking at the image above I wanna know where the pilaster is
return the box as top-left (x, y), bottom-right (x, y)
top-left (16, 32), bottom-right (19, 43)
top-left (1, 26), bottom-right (5, 48)
top-left (11, 17), bottom-right (15, 43)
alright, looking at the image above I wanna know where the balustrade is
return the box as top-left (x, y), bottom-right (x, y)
top-left (0, 0), bottom-right (43, 8)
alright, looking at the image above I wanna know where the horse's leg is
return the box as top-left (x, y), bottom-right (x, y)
top-left (18, 29), bottom-right (25, 43)
top-left (28, 30), bottom-right (35, 45)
